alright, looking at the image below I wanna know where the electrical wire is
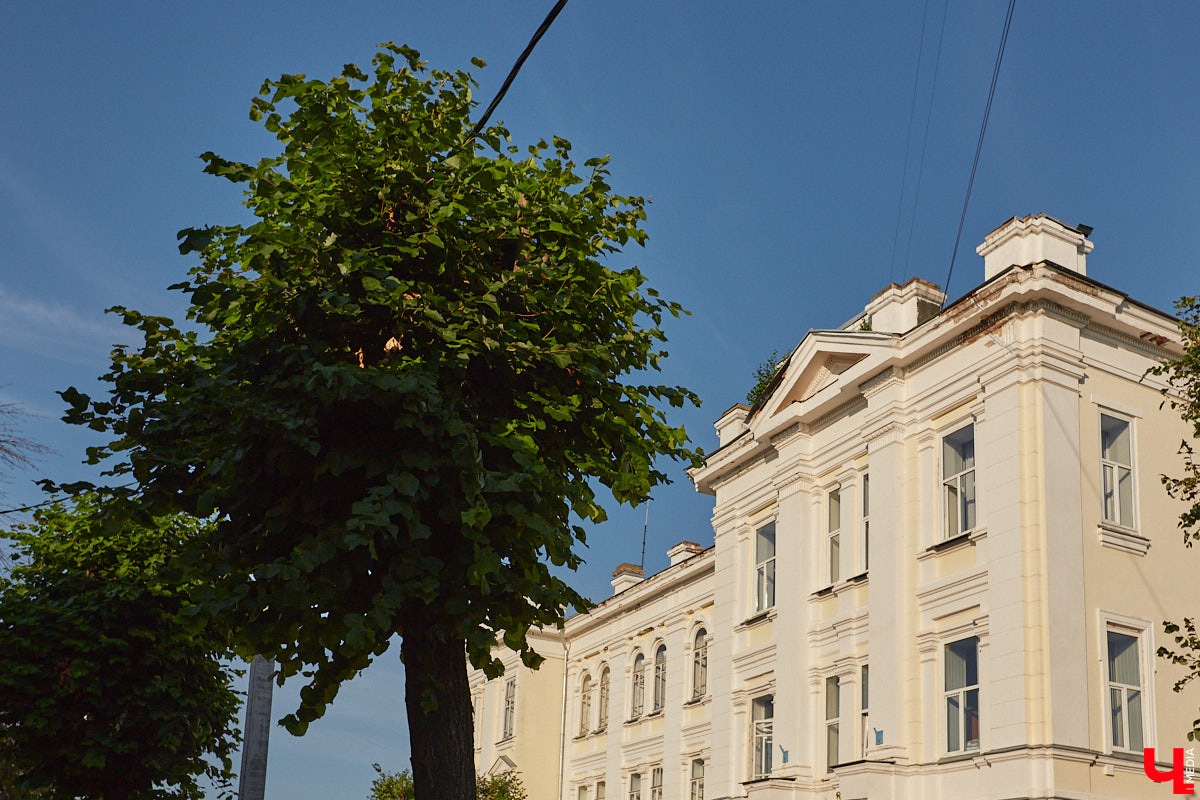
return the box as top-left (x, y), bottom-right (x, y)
top-left (888, 0), bottom-right (932, 285)
top-left (900, 0), bottom-right (949, 281)
top-left (0, 482), bottom-right (136, 516)
top-left (941, 0), bottom-right (1017, 304)
top-left (468, 0), bottom-right (571, 143)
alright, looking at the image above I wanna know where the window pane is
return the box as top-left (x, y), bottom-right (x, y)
top-left (943, 425), bottom-right (974, 477)
top-left (826, 676), bottom-right (840, 719)
top-left (756, 522), bottom-right (776, 562)
top-left (1118, 467), bottom-right (1134, 527)
top-left (1128, 689), bottom-right (1143, 750)
top-left (945, 638), bottom-right (977, 690)
top-left (1101, 415), bottom-right (1131, 465)
top-left (961, 470), bottom-right (976, 530)
top-left (964, 688), bottom-right (980, 750)
top-left (829, 533), bottom-right (840, 583)
top-left (752, 695), bottom-right (774, 721)
top-left (862, 474), bottom-right (870, 516)
top-left (826, 723), bottom-right (839, 771)
top-left (1107, 632), bottom-right (1140, 685)
top-left (946, 482), bottom-right (960, 535)
top-left (828, 490), bottom-right (841, 532)
top-left (1110, 687), bottom-right (1124, 748)
top-left (764, 559), bottom-right (775, 608)
top-left (597, 783), bottom-right (605, 800)
top-left (946, 694), bottom-right (961, 752)
top-left (1102, 464), bottom-right (1115, 521)
top-left (861, 665), bottom-right (869, 710)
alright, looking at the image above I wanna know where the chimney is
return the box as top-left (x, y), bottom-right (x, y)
top-left (715, 403), bottom-right (751, 445)
top-left (611, 563), bottom-right (645, 595)
top-left (667, 541), bottom-right (704, 566)
top-left (976, 214), bottom-right (1093, 281)
top-left (862, 277), bottom-right (946, 333)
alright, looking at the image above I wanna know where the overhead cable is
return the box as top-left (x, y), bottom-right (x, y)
top-left (888, 0), bottom-right (932, 285)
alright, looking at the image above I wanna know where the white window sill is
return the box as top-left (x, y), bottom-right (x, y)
top-left (917, 527), bottom-right (987, 561)
top-left (737, 608), bottom-right (777, 630)
top-left (1097, 522), bottom-right (1149, 555)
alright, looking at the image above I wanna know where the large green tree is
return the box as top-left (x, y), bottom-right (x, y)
top-left (62, 44), bottom-right (698, 798)
top-left (0, 494), bottom-right (242, 799)
top-left (1150, 295), bottom-right (1200, 741)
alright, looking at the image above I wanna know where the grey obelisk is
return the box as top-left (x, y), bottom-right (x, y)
top-left (238, 656), bottom-right (275, 800)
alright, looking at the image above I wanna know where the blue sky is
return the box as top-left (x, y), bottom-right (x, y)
top-left (2, 2), bottom-right (1198, 797)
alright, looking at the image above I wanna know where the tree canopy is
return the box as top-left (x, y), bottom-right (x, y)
top-left (60, 43), bottom-right (699, 796)
top-left (1149, 294), bottom-right (1200, 741)
top-left (0, 494), bottom-right (242, 799)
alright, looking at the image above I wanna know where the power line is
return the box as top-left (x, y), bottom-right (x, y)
top-left (941, 0), bottom-right (1017, 303)
top-left (0, 483), bottom-right (136, 516)
top-left (468, 0), bottom-right (571, 143)
top-left (888, 0), bottom-right (932, 285)
top-left (900, 0), bottom-right (949, 282)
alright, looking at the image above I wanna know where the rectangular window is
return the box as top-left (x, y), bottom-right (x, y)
top-left (860, 665), bottom-right (870, 757)
top-left (1101, 414), bottom-right (1135, 528)
top-left (945, 637), bottom-right (980, 752)
top-left (942, 425), bottom-right (976, 538)
top-left (502, 678), bottom-right (516, 740)
top-left (649, 768), bottom-right (662, 800)
top-left (689, 760), bottom-right (704, 800)
top-left (1107, 629), bottom-right (1145, 751)
top-left (861, 474), bottom-right (870, 571)
top-left (754, 522), bottom-right (776, 612)
top-left (628, 774), bottom-right (641, 800)
top-left (827, 489), bottom-right (841, 584)
top-left (752, 695), bottom-right (774, 779)
top-left (825, 676), bottom-right (840, 772)
top-left (596, 782), bottom-right (605, 800)
top-left (579, 787), bottom-right (589, 800)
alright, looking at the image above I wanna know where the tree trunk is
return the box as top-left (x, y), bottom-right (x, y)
top-left (402, 610), bottom-right (475, 800)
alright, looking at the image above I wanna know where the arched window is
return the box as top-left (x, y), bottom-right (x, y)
top-left (597, 666), bottom-right (610, 731)
top-left (652, 645), bottom-right (667, 712)
top-left (579, 673), bottom-right (592, 736)
top-left (631, 653), bottom-right (646, 718)
top-left (692, 628), bottom-right (708, 699)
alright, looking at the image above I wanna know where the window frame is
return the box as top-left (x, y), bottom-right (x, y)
top-left (860, 473), bottom-right (870, 572)
top-left (579, 672), bottom-right (593, 737)
top-left (825, 675), bottom-right (840, 773)
top-left (652, 645), bottom-right (667, 713)
top-left (501, 677), bottom-right (516, 742)
top-left (1099, 613), bottom-right (1156, 755)
top-left (827, 488), bottom-right (841, 585)
top-left (597, 665), bottom-right (610, 732)
top-left (692, 628), bottom-right (708, 700)
top-left (596, 781), bottom-right (605, 800)
top-left (689, 759), bottom-right (704, 800)
top-left (860, 664), bottom-right (870, 758)
top-left (630, 652), bottom-right (646, 719)
top-left (649, 767), bottom-right (663, 800)
top-left (943, 636), bottom-right (981, 754)
top-left (751, 694), bottom-right (774, 780)
top-left (941, 423), bottom-right (977, 539)
top-left (1099, 412), bottom-right (1137, 530)
top-left (628, 773), bottom-right (641, 800)
top-left (753, 521), bottom-right (777, 613)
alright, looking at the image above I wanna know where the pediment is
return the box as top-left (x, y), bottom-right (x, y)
top-left (755, 336), bottom-right (880, 425)
top-left (489, 755), bottom-right (517, 776)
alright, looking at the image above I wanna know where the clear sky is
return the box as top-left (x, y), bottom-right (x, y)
top-left (2, 1), bottom-right (1198, 797)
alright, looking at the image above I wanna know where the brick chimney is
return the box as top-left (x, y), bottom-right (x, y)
top-left (611, 563), bottom-right (645, 595)
top-left (976, 214), bottom-right (1093, 281)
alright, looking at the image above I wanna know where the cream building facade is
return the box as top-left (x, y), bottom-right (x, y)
top-left (470, 214), bottom-right (1199, 800)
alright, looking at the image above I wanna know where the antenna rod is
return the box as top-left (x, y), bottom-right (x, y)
top-left (639, 501), bottom-right (650, 569)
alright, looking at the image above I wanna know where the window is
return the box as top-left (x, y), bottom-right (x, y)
top-left (579, 674), bottom-right (592, 736)
top-left (649, 768), bottom-right (662, 800)
top-left (689, 760), bottom-right (704, 800)
top-left (1107, 629), bottom-right (1145, 751)
top-left (1101, 414), bottom-right (1135, 528)
top-left (942, 425), bottom-right (976, 538)
top-left (692, 628), bottom-right (708, 699)
top-left (861, 474), bottom-right (870, 571)
top-left (652, 646), bottom-right (667, 712)
top-left (628, 774), bottom-right (641, 800)
top-left (945, 637), bottom-right (980, 752)
top-left (825, 676), bottom-right (840, 772)
top-left (754, 521), bottom-right (776, 612)
top-left (860, 665), bottom-right (870, 757)
top-left (579, 787), bottom-right (589, 800)
top-left (751, 695), bottom-right (774, 779)
top-left (597, 666), bottom-right (610, 731)
top-left (596, 782), bottom-right (606, 800)
top-left (631, 653), bottom-right (646, 718)
top-left (827, 489), bottom-right (841, 584)
top-left (501, 678), bottom-right (516, 740)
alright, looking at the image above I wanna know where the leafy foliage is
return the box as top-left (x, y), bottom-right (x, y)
top-left (745, 349), bottom-right (786, 407)
top-left (368, 766), bottom-right (527, 800)
top-left (1149, 294), bottom-right (1200, 741)
top-left (0, 494), bottom-right (242, 799)
top-left (57, 42), bottom-right (699, 793)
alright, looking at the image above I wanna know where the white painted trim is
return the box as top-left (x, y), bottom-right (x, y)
top-left (1090, 394), bottom-right (1143, 419)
